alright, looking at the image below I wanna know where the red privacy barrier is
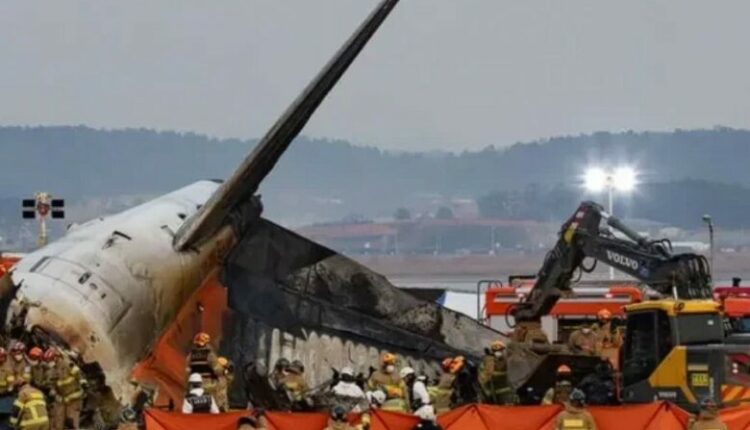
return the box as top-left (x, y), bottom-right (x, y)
top-left (144, 402), bottom-right (750, 430)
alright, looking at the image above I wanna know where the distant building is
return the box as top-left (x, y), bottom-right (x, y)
top-left (297, 218), bottom-right (546, 255)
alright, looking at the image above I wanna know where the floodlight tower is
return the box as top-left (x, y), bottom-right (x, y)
top-left (584, 166), bottom-right (638, 279)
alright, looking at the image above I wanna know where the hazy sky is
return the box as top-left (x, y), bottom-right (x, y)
top-left (2, 1), bottom-right (749, 151)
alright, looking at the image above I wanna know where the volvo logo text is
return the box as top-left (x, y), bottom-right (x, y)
top-left (606, 250), bottom-right (640, 271)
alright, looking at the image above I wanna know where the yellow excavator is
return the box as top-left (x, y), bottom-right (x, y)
top-left (506, 201), bottom-right (750, 411)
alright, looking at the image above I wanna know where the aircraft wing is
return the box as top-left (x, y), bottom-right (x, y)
top-left (174, 0), bottom-right (399, 251)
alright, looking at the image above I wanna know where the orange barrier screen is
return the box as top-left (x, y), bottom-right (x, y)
top-left (145, 402), bottom-right (750, 430)
top-left (133, 270), bottom-right (229, 406)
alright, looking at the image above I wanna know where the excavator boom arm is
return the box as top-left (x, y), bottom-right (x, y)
top-left (513, 201), bottom-right (712, 322)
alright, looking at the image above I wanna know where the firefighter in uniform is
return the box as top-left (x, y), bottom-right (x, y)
top-left (594, 309), bottom-right (622, 349)
top-left (429, 357), bottom-right (456, 414)
top-left (215, 356), bottom-right (234, 412)
top-left (554, 389), bottom-right (597, 430)
top-left (41, 348), bottom-right (62, 430)
top-left (52, 351), bottom-right (86, 429)
top-left (280, 360), bottom-right (309, 409)
top-left (186, 332), bottom-right (220, 400)
top-left (367, 353), bottom-right (406, 412)
top-left (568, 325), bottom-right (599, 356)
top-left (26, 348), bottom-right (46, 390)
top-left (9, 342), bottom-right (30, 390)
top-left (182, 373), bottom-right (219, 414)
top-left (542, 365), bottom-right (574, 405)
top-left (688, 398), bottom-right (728, 430)
top-left (479, 340), bottom-right (513, 405)
top-left (10, 383), bottom-right (49, 430)
top-left (0, 347), bottom-right (15, 395)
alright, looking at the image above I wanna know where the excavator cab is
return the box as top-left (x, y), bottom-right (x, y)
top-left (621, 299), bottom-right (726, 411)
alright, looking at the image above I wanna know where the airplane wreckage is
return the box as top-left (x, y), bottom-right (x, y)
top-left (0, 0), bottom-right (498, 421)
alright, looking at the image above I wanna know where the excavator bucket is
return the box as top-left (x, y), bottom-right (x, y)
top-left (506, 342), bottom-right (603, 404)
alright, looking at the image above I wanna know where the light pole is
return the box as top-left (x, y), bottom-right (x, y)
top-left (584, 166), bottom-right (637, 280)
top-left (702, 214), bottom-right (715, 273)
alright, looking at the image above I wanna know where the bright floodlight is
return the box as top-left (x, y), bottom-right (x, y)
top-left (584, 167), bottom-right (607, 192)
top-left (613, 166), bottom-right (637, 192)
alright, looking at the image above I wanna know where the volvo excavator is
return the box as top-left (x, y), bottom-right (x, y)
top-left (505, 201), bottom-right (750, 411)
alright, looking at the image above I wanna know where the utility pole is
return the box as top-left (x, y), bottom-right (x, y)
top-left (702, 214), bottom-right (715, 273)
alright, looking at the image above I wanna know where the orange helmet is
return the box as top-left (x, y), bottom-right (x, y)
top-left (27, 347), bottom-right (43, 361)
top-left (441, 357), bottom-right (454, 371)
top-left (10, 342), bottom-right (25, 354)
top-left (450, 356), bottom-right (465, 374)
top-left (490, 340), bottom-right (506, 351)
top-left (0, 348), bottom-right (6, 361)
top-left (382, 353), bottom-right (397, 366)
top-left (43, 348), bottom-right (58, 363)
top-left (193, 332), bottom-right (210, 347)
top-left (217, 357), bottom-right (229, 368)
top-left (597, 309), bottom-right (612, 320)
top-left (557, 365), bottom-right (572, 375)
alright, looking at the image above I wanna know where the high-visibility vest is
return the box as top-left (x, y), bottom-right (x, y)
top-left (186, 393), bottom-right (213, 413)
top-left (10, 386), bottom-right (49, 429)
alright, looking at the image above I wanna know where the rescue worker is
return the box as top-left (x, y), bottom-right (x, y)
top-left (26, 347), bottom-right (46, 391)
top-left (594, 309), bottom-right (621, 349)
top-left (41, 348), bottom-right (63, 430)
top-left (401, 367), bottom-right (430, 415)
top-left (412, 405), bottom-right (443, 430)
top-left (331, 367), bottom-right (367, 412)
top-left (554, 389), bottom-right (597, 430)
top-left (367, 353), bottom-right (406, 412)
top-left (9, 342), bottom-right (30, 389)
top-left (215, 356), bottom-right (234, 412)
top-left (568, 325), bottom-right (599, 356)
top-left (542, 365), bottom-right (574, 405)
top-left (270, 358), bottom-right (290, 389)
top-left (366, 390), bottom-right (386, 410)
top-left (280, 359), bottom-right (309, 409)
top-left (429, 358), bottom-right (456, 414)
top-left (479, 340), bottom-right (512, 405)
top-left (182, 373), bottom-right (219, 414)
top-left (324, 405), bottom-right (355, 430)
top-left (687, 397), bottom-right (728, 430)
top-left (186, 332), bottom-right (220, 401)
top-left (0, 347), bottom-right (15, 395)
top-left (10, 382), bottom-right (49, 430)
top-left (51, 350), bottom-right (86, 429)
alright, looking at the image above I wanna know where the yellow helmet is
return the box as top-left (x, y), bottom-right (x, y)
top-left (490, 340), bottom-right (506, 351)
top-left (382, 352), bottom-right (397, 365)
top-left (217, 357), bottom-right (229, 368)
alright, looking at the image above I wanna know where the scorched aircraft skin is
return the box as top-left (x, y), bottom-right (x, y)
top-left (0, 0), bottom-right (499, 404)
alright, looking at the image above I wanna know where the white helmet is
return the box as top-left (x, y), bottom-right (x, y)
top-left (415, 405), bottom-right (436, 421)
top-left (341, 366), bottom-right (354, 377)
top-left (368, 390), bottom-right (386, 405)
top-left (188, 373), bottom-right (203, 384)
top-left (399, 367), bottom-right (415, 379)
